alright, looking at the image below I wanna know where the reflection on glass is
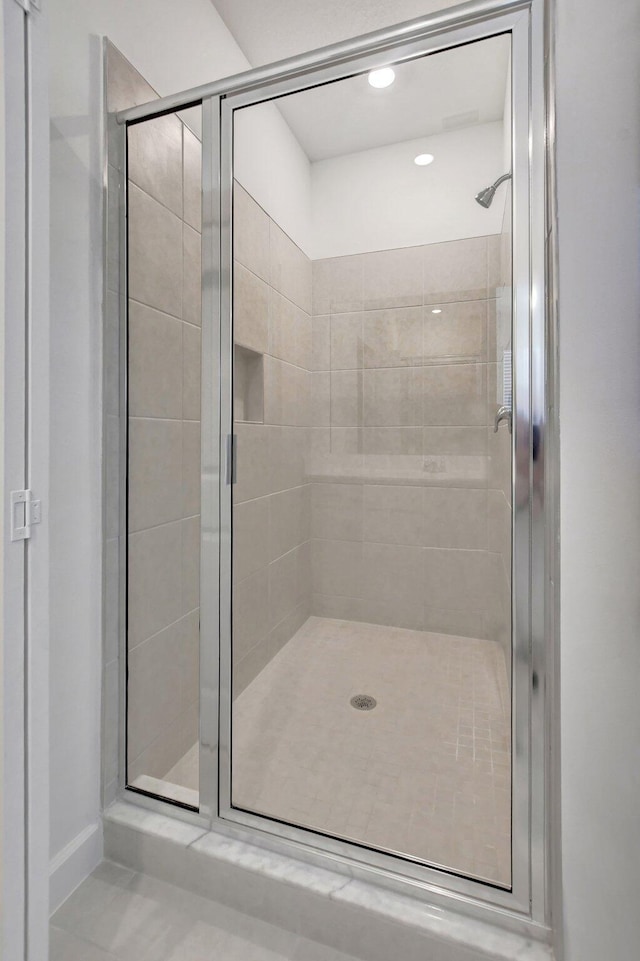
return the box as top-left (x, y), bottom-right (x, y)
top-left (229, 34), bottom-right (512, 885)
top-left (119, 47), bottom-right (202, 809)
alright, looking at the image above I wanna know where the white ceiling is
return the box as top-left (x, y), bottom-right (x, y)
top-left (212, 0), bottom-right (510, 162)
top-left (273, 40), bottom-right (509, 161)
top-left (212, 0), bottom-right (467, 68)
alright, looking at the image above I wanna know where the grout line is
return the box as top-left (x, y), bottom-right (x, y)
top-left (128, 605), bottom-right (201, 653)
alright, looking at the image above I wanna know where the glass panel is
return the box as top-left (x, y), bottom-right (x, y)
top-left (125, 96), bottom-right (202, 809)
top-left (229, 34), bottom-right (513, 886)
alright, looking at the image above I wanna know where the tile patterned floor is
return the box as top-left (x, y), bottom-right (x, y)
top-left (51, 861), bottom-right (359, 961)
top-left (232, 616), bottom-right (511, 886)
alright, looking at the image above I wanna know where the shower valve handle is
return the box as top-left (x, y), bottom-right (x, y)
top-left (494, 405), bottom-right (512, 434)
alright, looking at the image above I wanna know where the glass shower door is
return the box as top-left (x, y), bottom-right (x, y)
top-left (122, 87), bottom-right (203, 809)
top-left (223, 32), bottom-right (515, 888)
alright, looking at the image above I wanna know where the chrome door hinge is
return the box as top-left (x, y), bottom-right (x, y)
top-left (10, 490), bottom-right (42, 541)
top-left (13, 0), bottom-right (41, 13)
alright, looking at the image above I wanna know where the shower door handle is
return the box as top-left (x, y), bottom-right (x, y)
top-left (225, 434), bottom-right (237, 485)
top-left (494, 405), bottom-right (512, 434)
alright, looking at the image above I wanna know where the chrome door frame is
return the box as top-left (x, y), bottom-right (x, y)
top-left (113, 0), bottom-right (552, 936)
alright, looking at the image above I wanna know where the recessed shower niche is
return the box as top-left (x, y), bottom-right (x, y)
top-left (234, 346), bottom-right (264, 424)
top-left (109, 0), bottom-right (548, 929)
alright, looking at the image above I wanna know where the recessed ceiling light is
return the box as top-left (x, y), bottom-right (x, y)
top-left (368, 67), bottom-right (395, 89)
top-left (432, 308), bottom-right (442, 314)
top-left (414, 153), bottom-right (435, 166)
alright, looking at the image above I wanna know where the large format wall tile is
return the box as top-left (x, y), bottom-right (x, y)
top-left (362, 542), bottom-right (425, 606)
top-left (182, 323), bottom-right (201, 421)
top-left (106, 41), bottom-right (155, 113)
top-left (233, 499), bottom-right (269, 583)
top-left (231, 187), bottom-right (311, 695)
top-left (423, 605), bottom-right (487, 638)
top-left (181, 515), bottom-right (200, 615)
top-left (330, 370), bottom-right (362, 428)
top-left (311, 315), bottom-right (331, 371)
top-left (310, 231), bottom-right (510, 646)
top-left (330, 312), bottom-right (364, 370)
top-left (363, 366), bottom-right (423, 427)
top-left (423, 547), bottom-right (490, 612)
top-left (363, 307), bottom-right (423, 369)
top-left (128, 114), bottom-right (183, 217)
top-left (234, 185), bottom-right (270, 282)
top-left (268, 486), bottom-right (310, 561)
top-left (182, 225), bottom-right (202, 326)
top-left (363, 485), bottom-right (425, 546)
top-left (180, 610), bottom-right (200, 706)
top-left (234, 263), bottom-right (269, 353)
top-left (128, 621), bottom-right (183, 761)
top-left (361, 595), bottom-right (425, 632)
top-left (422, 425), bottom-right (487, 455)
top-left (363, 246), bottom-right (423, 309)
top-left (128, 301), bottom-right (183, 418)
top-left (183, 128), bottom-right (202, 232)
top-left (128, 184), bottom-right (182, 318)
top-left (423, 300), bottom-right (487, 365)
top-left (362, 427), bottom-right (422, 456)
top-left (311, 483), bottom-right (363, 542)
top-left (270, 221), bottom-right (312, 313)
top-left (263, 356), bottom-right (299, 426)
top-left (310, 373), bottom-right (330, 427)
top-left (422, 363), bottom-right (487, 426)
top-left (234, 423), bottom-right (270, 503)
top-left (312, 593), bottom-right (364, 621)
top-left (118, 47), bottom-right (203, 791)
top-left (422, 487), bottom-right (488, 549)
top-left (268, 426), bottom-right (308, 494)
top-left (181, 421), bottom-right (201, 518)
top-left (128, 522), bottom-right (183, 648)
top-left (128, 418), bottom-right (183, 532)
top-left (312, 255), bottom-right (364, 315)
top-left (423, 236), bottom-right (489, 304)
top-left (269, 288), bottom-right (305, 364)
top-left (312, 539), bottom-right (363, 598)
top-left (268, 548), bottom-right (301, 631)
top-left (233, 569), bottom-right (268, 664)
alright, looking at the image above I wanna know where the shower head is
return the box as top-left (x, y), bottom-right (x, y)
top-left (475, 172), bottom-right (512, 208)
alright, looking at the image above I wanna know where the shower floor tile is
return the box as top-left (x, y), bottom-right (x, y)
top-left (232, 616), bottom-right (511, 887)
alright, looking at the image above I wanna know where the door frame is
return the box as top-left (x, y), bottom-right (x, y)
top-left (215, 0), bottom-right (541, 924)
top-left (2, 0), bottom-right (50, 957)
top-left (112, 0), bottom-right (553, 937)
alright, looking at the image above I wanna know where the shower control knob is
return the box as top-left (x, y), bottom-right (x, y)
top-left (494, 405), bottom-right (512, 434)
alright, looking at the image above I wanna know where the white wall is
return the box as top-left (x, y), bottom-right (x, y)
top-left (502, 53), bottom-right (511, 173)
top-left (311, 122), bottom-right (504, 259)
top-left (48, 0), bottom-right (640, 954)
top-left (555, 0), bottom-right (640, 959)
top-left (48, 0), bottom-right (310, 911)
top-left (235, 103), bottom-right (311, 253)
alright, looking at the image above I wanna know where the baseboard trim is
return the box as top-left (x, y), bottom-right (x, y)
top-left (49, 820), bottom-right (103, 914)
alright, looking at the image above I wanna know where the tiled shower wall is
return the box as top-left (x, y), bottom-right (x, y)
top-left (309, 234), bottom-right (512, 654)
top-left (232, 185), bottom-right (313, 695)
top-left (107, 45), bottom-right (203, 784)
top-left (107, 41), bottom-right (512, 792)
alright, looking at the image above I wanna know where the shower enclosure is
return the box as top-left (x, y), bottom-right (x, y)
top-left (105, 0), bottom-right (549, 930)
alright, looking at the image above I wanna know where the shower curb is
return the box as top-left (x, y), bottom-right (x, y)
top-left (104, 801), bottom-right (554, 961)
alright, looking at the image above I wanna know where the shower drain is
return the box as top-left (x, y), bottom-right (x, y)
top-left (350, 694), bottom-right (377, 711)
